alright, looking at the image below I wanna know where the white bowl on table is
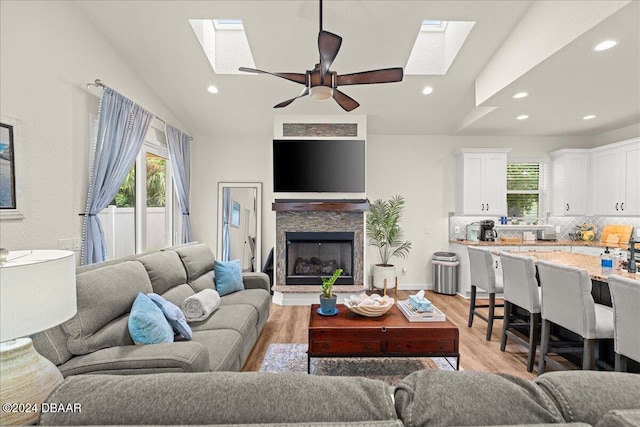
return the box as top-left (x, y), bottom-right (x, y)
top-left (344, 294), bottom-right (394, 317)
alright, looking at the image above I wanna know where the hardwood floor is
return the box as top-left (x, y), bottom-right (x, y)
top-left (242, 290), bottom-right (569, 379)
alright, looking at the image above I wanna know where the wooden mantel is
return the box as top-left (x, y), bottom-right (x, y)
top-left (272, 199), bottom-right (369, 212)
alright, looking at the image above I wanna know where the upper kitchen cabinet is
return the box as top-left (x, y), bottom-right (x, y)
top-left (454, 148), bottom-right (511, 216)
top-left (549, 149), bottom-right (590, 216)
top-left (592, 138), bottom-right (640, 216)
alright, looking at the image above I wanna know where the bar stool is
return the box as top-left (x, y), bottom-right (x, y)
top-left (499, 252), bottom-right (541, 372)
top-left (608, 274), bottom-right (640, 372)
top-left (537, 261), bottom-right (614, 374)
top-left (467, 246), bottom-right (504, 341)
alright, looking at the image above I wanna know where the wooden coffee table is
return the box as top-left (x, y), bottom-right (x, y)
top-left (308, 303), bottom-right (459, 372)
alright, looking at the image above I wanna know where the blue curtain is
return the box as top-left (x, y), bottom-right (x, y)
top-left (222, 187), bottom-right (231, 260)
top-left (81, 87), bottom-right (154, 265)
top-left (165, 124), bottom-right (192, 244)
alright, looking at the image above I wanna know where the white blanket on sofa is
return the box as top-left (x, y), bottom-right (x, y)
top-left (182, 289), bottom-right (221, 322)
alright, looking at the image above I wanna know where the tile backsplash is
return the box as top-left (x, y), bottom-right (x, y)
top-left (449, 214), bottom-right (639, 241)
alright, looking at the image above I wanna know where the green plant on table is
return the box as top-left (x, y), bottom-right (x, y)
top-left (321, 268), bottom-right (343, 298)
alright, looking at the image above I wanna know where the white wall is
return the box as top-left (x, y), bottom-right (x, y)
top-left (589, 122), bottom-right (640, 147)
top-left (0, 1), bottom-right (186, 258)
top-left (2, 1), bottom-right (637, 279)
top-left (191, 132), bottom-right (590, 286)
top-left (364, 134), bottom-right (589, 287)
top-left (190, 135), bottom-right (273, 265)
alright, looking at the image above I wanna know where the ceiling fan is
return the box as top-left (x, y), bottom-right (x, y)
top-left (239, 0), bottom-right (404, 112)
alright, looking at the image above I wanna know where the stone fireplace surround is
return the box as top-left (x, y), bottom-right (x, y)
top-left (272, 200), bottom-right (367, 305)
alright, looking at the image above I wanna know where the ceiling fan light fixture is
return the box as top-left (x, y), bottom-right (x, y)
top-left (310, 85), bottom-right (334, 100)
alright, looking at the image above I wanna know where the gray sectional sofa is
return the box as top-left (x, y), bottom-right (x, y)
top-left (38, 370), bottom-right (640, 426)
top-left (33, 243), bottom-right (271, 376)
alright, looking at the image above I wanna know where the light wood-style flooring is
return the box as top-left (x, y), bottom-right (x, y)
top-left (242, 290), bottom-right (561, 379)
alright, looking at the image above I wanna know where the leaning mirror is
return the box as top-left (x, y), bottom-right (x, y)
top-left (217, 182), bottom-right (262, 272)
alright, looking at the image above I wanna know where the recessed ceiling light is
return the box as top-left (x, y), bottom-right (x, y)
top-left (516, 114), bottom-right (529, 120)
top-left (207, 85), bottom-right (219, 94)
top-left (513, 92), bottom-right (528, 99)
top-left (593, 39), bottom-right (618, 51)
top-left (583, 114), bottom-right (597, 120)
top-left (422, 86), bottom-right (434, 95)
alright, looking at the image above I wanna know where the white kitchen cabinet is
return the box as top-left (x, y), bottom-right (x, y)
top-left (454, 148), bottom-right (510, 216)
top-left (571, 246), bottom-right (605, 256)
top-left (450, 243), bottom-right (513, 298)
top-left (490, 246), bottom-right (515, 286)
top-left (592, 138), bottom-right (640, 216)
top-left (519, 245), bottom-right (566, 252)
top-left (549, 149), bottom-right (590, 216)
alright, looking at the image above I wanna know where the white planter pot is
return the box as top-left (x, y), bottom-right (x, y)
top-left (372, 264), bottom-right (396, 290)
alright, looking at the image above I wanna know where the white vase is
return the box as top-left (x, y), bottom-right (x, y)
top-left (0, 338), bottom-right (64, 426)
top-left (372, 264), bottom-right (396, 290)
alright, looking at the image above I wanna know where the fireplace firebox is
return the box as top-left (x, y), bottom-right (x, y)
top-left (285, 232), bottom-right (354, 285)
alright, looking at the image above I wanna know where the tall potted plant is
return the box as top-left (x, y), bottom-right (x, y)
top-left (319, 268), bottom-right (343, 315)
top-left (366, 195), bottom-right (412, 290)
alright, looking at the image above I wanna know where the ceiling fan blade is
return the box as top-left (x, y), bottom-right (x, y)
top-left (274, 87), bottom-right (310, 108)
top-left (318, 30), bottom-right (342, 78)
top-left (239, 67), bottom-right (306, 85)
top-left (337, 67), bottom-right (404, 86)
top-left (333, 89), bottom-right (360, 112)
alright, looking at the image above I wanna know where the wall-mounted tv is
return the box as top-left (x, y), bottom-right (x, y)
top-left (273, 139), bottom-right (365, 193)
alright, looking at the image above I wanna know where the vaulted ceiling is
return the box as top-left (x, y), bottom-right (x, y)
top-left (76, 0), bottom-right (639, 138)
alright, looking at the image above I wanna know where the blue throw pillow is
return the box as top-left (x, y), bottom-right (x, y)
top-left (214, 259), bottom-right (244, 296)
top-left (147, 293), bottom-right (192, 340)
top-left (128, 293), bottom-right (174, 345)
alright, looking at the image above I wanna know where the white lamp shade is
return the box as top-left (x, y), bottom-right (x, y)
top-left (0, 250), bottom-right (77, 342)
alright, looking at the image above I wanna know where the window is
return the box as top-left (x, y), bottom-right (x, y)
top-left (91, 115), bottom-right (180, 260)
top-left (506, 162), bottom-right (545, 218)
top-left (230, 200), bottom-right (241, 228)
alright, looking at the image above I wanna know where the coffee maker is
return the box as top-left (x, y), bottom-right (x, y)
top-left (480, 220), bottom-right (498, 241)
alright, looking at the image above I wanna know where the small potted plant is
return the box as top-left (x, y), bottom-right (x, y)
top-left (319, 268), bottom-right (343, 315)
top-left (366, 195), bottom-right (412, 290)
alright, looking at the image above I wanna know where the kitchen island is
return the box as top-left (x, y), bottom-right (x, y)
top-left (449, 240), bottom-right (636, 299)
top-left (500, 251), bottom-right (638, 283)
top-left (450, 243), bottom-right (639, 372)
top-left (497, 251), bottom-right (638, 308)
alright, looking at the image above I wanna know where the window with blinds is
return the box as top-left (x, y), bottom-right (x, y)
top-left (506, 162), bottom-right (542, 218)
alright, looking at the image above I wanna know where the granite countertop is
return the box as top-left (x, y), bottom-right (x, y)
top-left (490, 251), bottom-right (639, 282)
top-left (450, 239), bottom-right (630, 250)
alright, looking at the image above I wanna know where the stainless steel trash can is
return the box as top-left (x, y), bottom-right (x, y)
top-left (432, 252), bottom-right (459, 295)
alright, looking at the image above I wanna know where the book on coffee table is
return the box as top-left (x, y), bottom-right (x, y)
top-left (397, 299), bottom-right (446, 322)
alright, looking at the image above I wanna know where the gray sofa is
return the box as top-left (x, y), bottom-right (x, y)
top-left (33, 243), bottom-right (271, 376)
top-left (38, 370), bottom-right (640, 426)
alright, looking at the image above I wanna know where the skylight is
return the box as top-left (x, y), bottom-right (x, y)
top-left (189, 19), bottom-right (255, 74)
top-left (421, 20), bottom-right (448, 32)
top-left (405, 20), bottom-right (475, 75)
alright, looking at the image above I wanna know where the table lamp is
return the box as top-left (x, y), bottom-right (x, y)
top-left (0, 249), bottom-right (76, 426)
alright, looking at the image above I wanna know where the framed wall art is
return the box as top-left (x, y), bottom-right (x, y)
top-left (0, 122), bottom-right (16, 209)
top-left (0, 116), bottom-right (24, 220)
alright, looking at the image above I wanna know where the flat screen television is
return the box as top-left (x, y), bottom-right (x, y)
top-left (273, 139), bottom-right (365, 193)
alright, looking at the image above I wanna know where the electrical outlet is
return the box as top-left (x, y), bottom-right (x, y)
top-left (73, 238), bottom-right (82, 251)
top-left (556, 226), bottom-right (561, 233)
top-left (424, 226), bottom-right (431, 234)
top-left (58, 238), bottom-right (73, 250)
top-left (454, 226), bottom-right (460, 234)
